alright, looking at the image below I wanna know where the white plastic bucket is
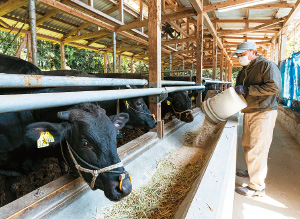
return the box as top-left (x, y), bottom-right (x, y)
top-left (202, 87), bottom-right (247, 123)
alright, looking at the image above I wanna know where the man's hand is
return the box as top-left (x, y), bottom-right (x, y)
top-left (235, 85), bottom-right (248, 95)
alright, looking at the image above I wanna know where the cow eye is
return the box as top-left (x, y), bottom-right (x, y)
top-left (82, 139), bottom-right (89, 146)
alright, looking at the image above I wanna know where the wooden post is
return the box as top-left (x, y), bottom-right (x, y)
top-left (280, 26), bottom-right (288, 62)
top-left (104, 52), bottom-right (107, 73)
top-left (212, 22), bottom-right (218, 79)
top-left (139, 0), bottom-right (144, 33)
top-left (274, 38), bottom-right (279, 65)
top-left (130, 57), bottom-right (134, 73)
top-left (224, 59), bottom-right (228, 89)
top-left (220, 50), bottom-right (224, 91)
top-left (88, 0), bottom-right (93, 7)
top-left (26, 33), bottom-right (32, 63)
top-left (148, 0), bottom-right (162, 138)
top-left (170, 54), bottom-right (173, 76)
top-left (119, 0), bottom-right (124, 23)
top-left (228, 64), bottom-right (232, 89)
top-left (270, 43), bottom-right (275, 62)
top-left (196, 9), bottom-right (203, 107)
top-left (60, 42), bottom-right (66, 69)
top-left (118, 55), bottom-right (122, 73)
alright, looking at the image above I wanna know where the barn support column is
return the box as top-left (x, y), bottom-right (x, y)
top-left (26, 33), bottom-right (32, 63)
top-left (270, 43), bottom-right (275, 62)
top-left (280, 26), bottom-right (288, 62)
top-left (196, 9), bottom-right (203, 107)
top-left (119, 0), bottom-right (124, 23)
top-left (130, 57), bottom-right (134, 73)
top-left (274, 38), bottom-right (279, 65)
top-left (212, 23), bottom-right (217, 79)
top-left (104, 52), bottom-right (107, 73)
top-left (148, 0), bottom-right (163, 138)
top-left (220, 49), bottom-right (224, 91)
top-left (113, 31), bottom-right (117, 72)
top-left (60, 42), bottom-right (66, 69)
top-left (118, 55), bottom-right (122, 73)
top-left (224, 59), bottom-right (228, 90)
top-left (139, 0), bottom-right (144, 33)
top-left (29, 0), bottom-right (38, 66)
top-left (170, 54), bottom-right (173, 76)
top-left (228, 64), bottom-right (232, 89)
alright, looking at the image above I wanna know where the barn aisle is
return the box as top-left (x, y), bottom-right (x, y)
top-left (233, 115), bottom-right (300, 219)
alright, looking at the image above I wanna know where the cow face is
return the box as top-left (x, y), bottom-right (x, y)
top-left (121, 97), bottom-right (156, 131)
top-left (166, 91), bottom-right (198, 123)
top-left (25, 103), bottom-right (132, 201)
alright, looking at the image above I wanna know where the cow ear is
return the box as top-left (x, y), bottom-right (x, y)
top-left (25, 122), bottom-right (70, 148)
top-left (110, 113), bottom-right (129, 131)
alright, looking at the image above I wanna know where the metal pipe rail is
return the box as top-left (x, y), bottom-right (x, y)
top-left (202, 79), bottom-right (232, 84)
top-left (161, 80), bottom-right (195, 85)
top-left (0, 86), bottom-right (205, 113)
top-left (0, 74), bottom-right (148, 88)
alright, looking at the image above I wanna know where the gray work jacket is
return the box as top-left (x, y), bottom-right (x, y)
top-left (236, 56), bottom-right (282, 113)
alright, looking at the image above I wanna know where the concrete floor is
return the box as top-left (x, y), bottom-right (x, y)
top-left (233, 115), bottom-right (300, 219)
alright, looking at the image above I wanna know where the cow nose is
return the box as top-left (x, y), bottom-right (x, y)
top-left (119, 178), bottom-right (132, 195)
top-left (185, 113), bottom-right (194, 123)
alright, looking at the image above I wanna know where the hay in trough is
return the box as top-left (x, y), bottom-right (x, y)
top-left (99, 117), bottom-right (224, 219)
top-left (100, 150), bottom-right (206, 219)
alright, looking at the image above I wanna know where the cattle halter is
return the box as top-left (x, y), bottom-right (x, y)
top-left (171, 105), bottom-right (192, 120)
top-left (64, 141), bottom-right (130, 189)
top-left (125, 101), bottom-right (156, 123)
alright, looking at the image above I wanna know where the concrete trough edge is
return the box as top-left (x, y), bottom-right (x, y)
top-left (174, 115), bottom-right (238, 219)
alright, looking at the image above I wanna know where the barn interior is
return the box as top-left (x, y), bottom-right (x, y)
top-left (0, 0), bottom-right (299, 218)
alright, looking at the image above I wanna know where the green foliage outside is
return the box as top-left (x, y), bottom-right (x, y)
top-left (0, 30), bottom-right (148, 73)
top-left (286, 33), bottom-right (300, 59)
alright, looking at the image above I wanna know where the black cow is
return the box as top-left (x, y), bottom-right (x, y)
top-left (0, 54), bottom-right (42, 75)
top-left (162, 91), bottom-right (198, 123)
top-left (0, 103), bottom-right (132, 201)
top-left (162, 23), bottom-right (181, 39)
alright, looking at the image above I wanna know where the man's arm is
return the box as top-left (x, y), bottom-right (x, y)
top-left (248, 62), bottom-right (282, 96)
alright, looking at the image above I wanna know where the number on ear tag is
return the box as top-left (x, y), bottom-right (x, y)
top-left (37, 132), bottom-right (54, 148)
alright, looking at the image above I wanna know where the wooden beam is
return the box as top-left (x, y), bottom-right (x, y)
top-left (212, 22), bottom-right (217, 80)
top-left (39, 0), bottom-right (115, 31)
top-left (15, 35), bottom-right (27, 58)
top-left (221, 36), bottom-right (272, 41)
top-left (104, 52), bottom-right (108, 73)
top-left (86, 33), bottom-right (110, 46)
top-left (140, 0), bottom-right (144, 33)
top-left (63, 30), bottom-right (109, 43)
top-left (189, 0), bottom-right (203, 13)
top-left (272, 0), bottom-right (300, 43)
top-left (36, 9), bottom-right (58, 27)
top-left (0, 0), bottom-right (28, 17)
top-left (169, 21), bottom-right (189, 37)
top-left (172, 49), bottom-right (196, 55)
top-left (219, 18), bottom-right (285, 35)
top-left (162, 37), bottom-right (196, 45)
top-left (116, 10), bottom-right (195, 32)
top-left (0, 18), bottom-right (10, 28)
top-left (130, 56), bottom-right (133, 72)
top-left (104, 5), bottom-right (119, 15)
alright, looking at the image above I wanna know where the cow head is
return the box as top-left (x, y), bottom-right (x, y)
top-left (25, 103), bottom-right (132, 201)
top-left (165, 91), bottom-right (198, 123)
top-left (120, 86), bottom-right (156, 130)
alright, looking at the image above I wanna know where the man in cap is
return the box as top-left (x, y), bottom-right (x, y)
top-left (232, 42), bottom-right (282, 197)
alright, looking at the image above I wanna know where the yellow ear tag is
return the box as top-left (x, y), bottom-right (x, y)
top-left (167, 100), bottom-right (171, 105)
top-left (125, 101), bottom-right (129, 109)
top-left (191, 96), bottom-right (195, 101)
top-left (37, 132), bottom-right (54, 148)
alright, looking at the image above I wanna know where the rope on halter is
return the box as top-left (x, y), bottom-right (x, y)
top-left (171, 105), bottom-right (192, 120)
top-left (65, 141), bottom-right (126, 189)
top-left (125, 101), bottom-right (156, 123)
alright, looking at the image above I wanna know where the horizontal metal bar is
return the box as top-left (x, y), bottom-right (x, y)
top-left (161, 80), bottom-right (196, 85)
top-left (0, 74), bottom-right (148, 88)
top-left (0, 86), bottom-right (205, 113)
top-left (203, 79), bottom-right (232, 84)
